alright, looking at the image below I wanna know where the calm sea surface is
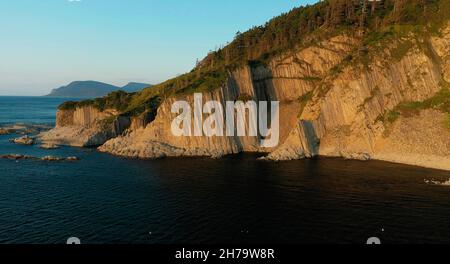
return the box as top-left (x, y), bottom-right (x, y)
top-left (0, 96), bottom-right (450, 244)
top-left (0, 96), bottom-right (79, 125)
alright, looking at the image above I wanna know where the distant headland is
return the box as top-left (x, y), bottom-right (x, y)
top-left (45, 81), bottom-right (151, 98)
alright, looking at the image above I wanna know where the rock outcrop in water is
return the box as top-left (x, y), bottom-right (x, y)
top-left (10, 135), bottom-right (35, 145)
top-left (0, 124), bottom-right (52, 135)
top-left (0, 154), bottom-right (79, 162)
top-left (0, 128), bottom-right (10, 135)
top-left (43, 0), bottom-right (450, 170)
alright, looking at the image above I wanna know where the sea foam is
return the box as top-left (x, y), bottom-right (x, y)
top-left (425, 178), bottom-right (450, 186)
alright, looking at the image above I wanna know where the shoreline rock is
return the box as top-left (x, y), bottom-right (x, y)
top-left (0, 154), bottom-right (79, 162)
top-left (10, 135), bottom-right (35, 145)
top-left (41, 156), bottom-right (63, 161)
top-left (0, 154), bottom-right (34, 160)
top-left (1, 124), bottom-right (52, 135)
top-left (0, 128), bottom-right (11, 135)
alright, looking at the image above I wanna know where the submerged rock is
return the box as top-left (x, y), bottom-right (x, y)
top-left (41, 156), bottom-right (80, 162)
top-left (10, 135), bottom-right (35, 145)
top-left (39, 143), bottom-right (59, 150)
top-left (41, 156), bottom-right (63, 161)
top-left (0, 154), bottom-right (79, 162)
top-left (0, 154), bottom-right (33, 160)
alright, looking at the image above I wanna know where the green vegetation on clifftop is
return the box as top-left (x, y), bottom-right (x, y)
top-left (59, 0), bottom-right (450, 118)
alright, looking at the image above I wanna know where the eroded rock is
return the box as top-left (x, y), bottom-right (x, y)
top-left (10, 135), bottom-right (35, 145)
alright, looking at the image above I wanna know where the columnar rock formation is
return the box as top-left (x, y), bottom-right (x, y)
top-left (41, 23), bottom-right (450, 170)
top-left (40, 107), bottom-right (130, 147)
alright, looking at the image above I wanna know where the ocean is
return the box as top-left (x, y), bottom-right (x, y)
top-left (0, 96), bottom-right (77, 125)
top-left (0, 96), bottom-right (450, 244)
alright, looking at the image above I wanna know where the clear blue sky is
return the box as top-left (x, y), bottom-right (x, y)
top-left (0, 0), bottom-right (318, 96)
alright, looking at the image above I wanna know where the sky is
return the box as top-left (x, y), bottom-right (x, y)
top-left (0, 0), bottom-right (318, 96)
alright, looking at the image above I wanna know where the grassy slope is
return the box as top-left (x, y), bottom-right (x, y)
top-left (381, 81), bottom-right (450, 123)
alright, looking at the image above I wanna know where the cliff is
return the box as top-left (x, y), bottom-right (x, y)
top-left (43, 0), bottom-right (450, 170)
top-left (98, 35), bottom-right (356, 158)
top-left (97, 29), bottom-right (450, 170)
top-left (39, 106), bottom-right (131, 147)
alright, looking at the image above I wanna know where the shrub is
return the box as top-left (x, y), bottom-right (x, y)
top-left (58, 101), bottom-right (79, 111)
top-left (236, 93), bottom-right (253, 102)
top-left (386, 110), bottom-right (401, 123)
top-left (298, 91), bottom-right (313, 117)
top-left (381, 83), bottom-right (450, 124)
top-left (392, 40), bottom-right (414, 61)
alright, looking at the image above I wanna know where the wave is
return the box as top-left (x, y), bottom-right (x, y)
top-left (425, 178), bottom-right (450, 186)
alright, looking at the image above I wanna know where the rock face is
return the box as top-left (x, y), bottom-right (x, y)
top-left (39, 106), bottom-right (131, 147)
top-left (263, 120), bottom-right (320, 161)
top-left (373, 109), bottom-right (450, 170)
top-left (51, 24), bottom-right (450, 171)
top-left (98, 35), bottom-right (355, 158)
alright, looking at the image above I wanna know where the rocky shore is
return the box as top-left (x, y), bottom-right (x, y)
top-left (0, 124), bottom-right (78, 162)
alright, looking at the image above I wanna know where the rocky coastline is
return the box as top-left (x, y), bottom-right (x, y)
top-left (0, 123), bottom-right (79, 162)
top-left (38, 23), bottom-right (450, 171)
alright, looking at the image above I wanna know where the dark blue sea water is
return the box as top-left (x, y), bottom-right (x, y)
top-left (0, 96), bottom-right (450, 244)
top-left (0, 96), bottom-right (80, 125)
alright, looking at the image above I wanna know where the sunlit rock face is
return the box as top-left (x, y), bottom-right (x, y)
top-left (48, 24), bottom-right (450, 170)
top-left (40, 107), bottom-right (131, 147)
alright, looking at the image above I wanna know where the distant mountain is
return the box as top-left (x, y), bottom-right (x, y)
top-left (46, 81), bottom-right (118, 98)
top-left (46, 81), bottom-right (151, 98)
top-left (121, 82), bottom-right (151, 93)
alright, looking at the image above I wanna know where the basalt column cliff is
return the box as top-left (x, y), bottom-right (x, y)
top-left (41, 0), bottom-right (450, 170)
